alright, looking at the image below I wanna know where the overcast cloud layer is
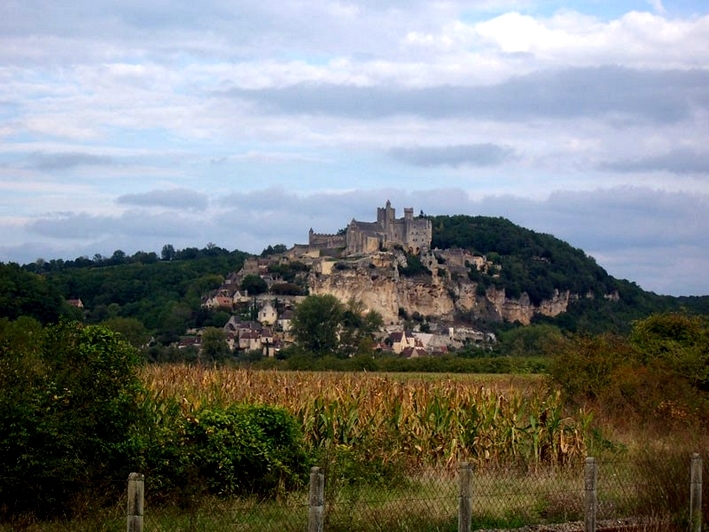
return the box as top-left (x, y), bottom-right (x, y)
top-left (1, 0), bottom-right (708, 296)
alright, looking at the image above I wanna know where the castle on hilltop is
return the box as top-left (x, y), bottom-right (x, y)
top-left (308, 201), bottom-right (432, 256)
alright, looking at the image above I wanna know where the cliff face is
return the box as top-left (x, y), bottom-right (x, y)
top-left (307, 253), bottom-right (577, 326)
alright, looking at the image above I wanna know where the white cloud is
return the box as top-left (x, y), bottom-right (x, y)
top-left (0, 1), bottom-right (708, 295)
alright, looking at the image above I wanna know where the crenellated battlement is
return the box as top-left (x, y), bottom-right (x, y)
top-left (308, 228), bottom-right (346, 250)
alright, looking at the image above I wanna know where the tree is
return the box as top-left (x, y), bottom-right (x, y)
top-left (630, 313), bottom-right (709, 389)
top-left (110, 249), bottom-right (127, 265)
top-left (200, 327), bottom-right (231, 363)
top-left (102, 316), bottom-right (150, 349)
top-left (290, 294), bottom-right (344, 356)
top-left (261, 244), bottom-right (288, 257)
top-left (161, 244), bottom-right (176, 261)
top-left (338, 299), bottom-right (384, 358)
top-left (0, 321), bottom-right (143, 518)
top-left (0, 263), bottom-right (64, 324)
top-left (241, 274), bottom-right (268, 295)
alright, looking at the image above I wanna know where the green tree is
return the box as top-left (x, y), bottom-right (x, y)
top-left (102, 316), bottom-right (150, 348)
top-left (338, 299), bottom-right (384, 358)
top-left (291, 294), bottom-right (344, 356)
top-left (260, 244), bottom-right (288, 257)
top-left (0, 263), bottom-right (64, 324)
top-left (0, 320), bottom-right (143, 518)
top-left (241, 274), bottom-right (268, 295)
top-left (630, 313), bottom-right (709, 389)
top-left (161, 244), bottom-right (176, 261)
top-left (200, 327), bottom-right (231, 363)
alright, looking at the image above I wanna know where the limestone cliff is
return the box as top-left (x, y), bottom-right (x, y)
top-left (306, 251), bottom-right (579, 326)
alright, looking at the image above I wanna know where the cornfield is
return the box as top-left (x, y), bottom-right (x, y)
top-left (141, 365), bottom-right (591, 469)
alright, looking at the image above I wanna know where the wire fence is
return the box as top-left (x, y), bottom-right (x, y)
top-left (0, 454), bottom-right (702, 531)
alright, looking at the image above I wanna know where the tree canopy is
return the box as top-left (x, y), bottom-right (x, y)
top-left (290, 294), bottom-right (344, 357)
top-left (290, 295), bottom-right (383, 358)
top-left (0, 320), bottom-right (144, 517)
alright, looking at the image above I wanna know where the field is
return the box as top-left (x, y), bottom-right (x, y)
top-left (141, 365), bottom-right (589, 469)
top-left (4, 366), bottom-right (700, 532)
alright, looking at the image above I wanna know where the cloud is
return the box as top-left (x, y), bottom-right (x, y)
top-left (388, 143), bottom-right (516, 167)
top-left (646, 0), bottom-right (667, 16)
top-left (5, 185), bottom-right (708, 296)
top-left (228, 67), bottom-right (709, 124)
top-left (29, 152), bottom-right (114, 171)
top-left (27, 210), bottom-right (203, 240)
top-left (117, 188), bottom-right (209, 211)
top-left (599, 149), bottom-right (709, 175)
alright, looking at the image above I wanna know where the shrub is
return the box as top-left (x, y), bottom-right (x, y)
top-left (0, 320), bottom-right (144, 519)
top-left (144, 403), bottom-right (308, 501)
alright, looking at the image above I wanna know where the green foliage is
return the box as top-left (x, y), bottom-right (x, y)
top-left (260, 244), bottom-right (288, 257)
top-left (548, 333), bottom-right (633, 402)
top-left (270, 282), bottom-right (304, 295)
top-left (496, 324), bottom-right (565, 357)
top-left (431, 215), bottom-right (612, 305)
top-left (240, 274), bottom-right (268, 295)
top-left (630, 313), bottom-right (709, 389)
top-left (267, 260), bottom-right (309, 282)
top-left (144, 403), bottom-right (308, 500)
top-left (101, 316), bottom-right (150, 348)
top-left (397, 253), bottom-right (430, 277)
top-left (338, 300), bottom-right (384, 358)
top-left (290, 294), bottom-right (345, 357)
top-left (0, 320), bottom-right (144, 518)
top-left (548, 313), bottom-right (709, 429)
top-left (0, 263), bottom-right (65, 324)
top-left (289, 296), bottom-right (383, 358)
top-left (199, 327), bottom-right (232, 363)
top-left (267, 353), bottom-right (548, 373)
top-left (429, 214), bottom-right (709, 334)
top-left (24, 245), bottom-right (248, 343)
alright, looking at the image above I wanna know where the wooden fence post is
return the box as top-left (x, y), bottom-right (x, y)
top-left (308, 466), bottom-right (325, 532)
top-left (458, 462), bottom-right (473, 532)
top-left (584, 457), bottom-right (597, 532)
top-left (126, 472), bottom-right (144, 532)
top-left (691, 453), bottom-right (702, 532)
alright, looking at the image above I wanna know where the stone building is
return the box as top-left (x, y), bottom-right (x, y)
top-left (345, 201), bottom-right (432, 255)
top-left (307, 201), bottom-right (432, 256)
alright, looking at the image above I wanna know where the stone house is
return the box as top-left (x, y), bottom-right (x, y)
top-left (258, 302), bottom-right (277, 325)
top-left (389, 330), bottom-right (416, 354)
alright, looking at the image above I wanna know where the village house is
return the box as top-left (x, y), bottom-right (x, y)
top-left (389, 330), bottom-right (416, 354)
top-left (257, 301), bottom-right (277, 325)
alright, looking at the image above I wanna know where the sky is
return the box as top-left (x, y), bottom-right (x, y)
top-left (1, 0), bottom-right (708, 296)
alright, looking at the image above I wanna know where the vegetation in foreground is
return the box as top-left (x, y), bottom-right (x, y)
top-left (1, 312), bottom-right (709, 530)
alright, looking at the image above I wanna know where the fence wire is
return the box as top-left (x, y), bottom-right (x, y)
top-left (0, 455), bottom-right (703, 531)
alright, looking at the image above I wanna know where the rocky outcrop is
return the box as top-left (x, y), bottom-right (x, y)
top-left (307, 252), bottom-right (580, 326)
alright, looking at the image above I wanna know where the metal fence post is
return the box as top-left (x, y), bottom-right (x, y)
top-left (127, 472), bottom-right (144, 532)
top-left (458, 462), bottom-right (473, 532)
top-left (691, 453), bottom-right (702, 532)
top-left (584, 457), bottom-right (597, 532)
top-left (308, 466), bottom-right (325, 532)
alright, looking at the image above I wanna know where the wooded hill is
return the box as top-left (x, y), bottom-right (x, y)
top-left (430, 215), bottom-right (708, 333)
top-left (2, 217), bottom-right (707, 345)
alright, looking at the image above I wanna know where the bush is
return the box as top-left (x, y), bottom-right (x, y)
top-left (144, 403), bottom-right (308, 501)
top-left (548, 314), bottom-right (709, 432)
top-left (0, 320), bottom-right (144, 519)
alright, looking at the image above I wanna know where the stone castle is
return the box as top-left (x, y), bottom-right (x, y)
top-left (309, 201), bottom-right (432, 255)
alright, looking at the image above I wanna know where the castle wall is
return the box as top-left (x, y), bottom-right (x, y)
top-left (309, 230), bottom-right (346, 250)
top-left (311, 202), bottom-right (432, 256)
